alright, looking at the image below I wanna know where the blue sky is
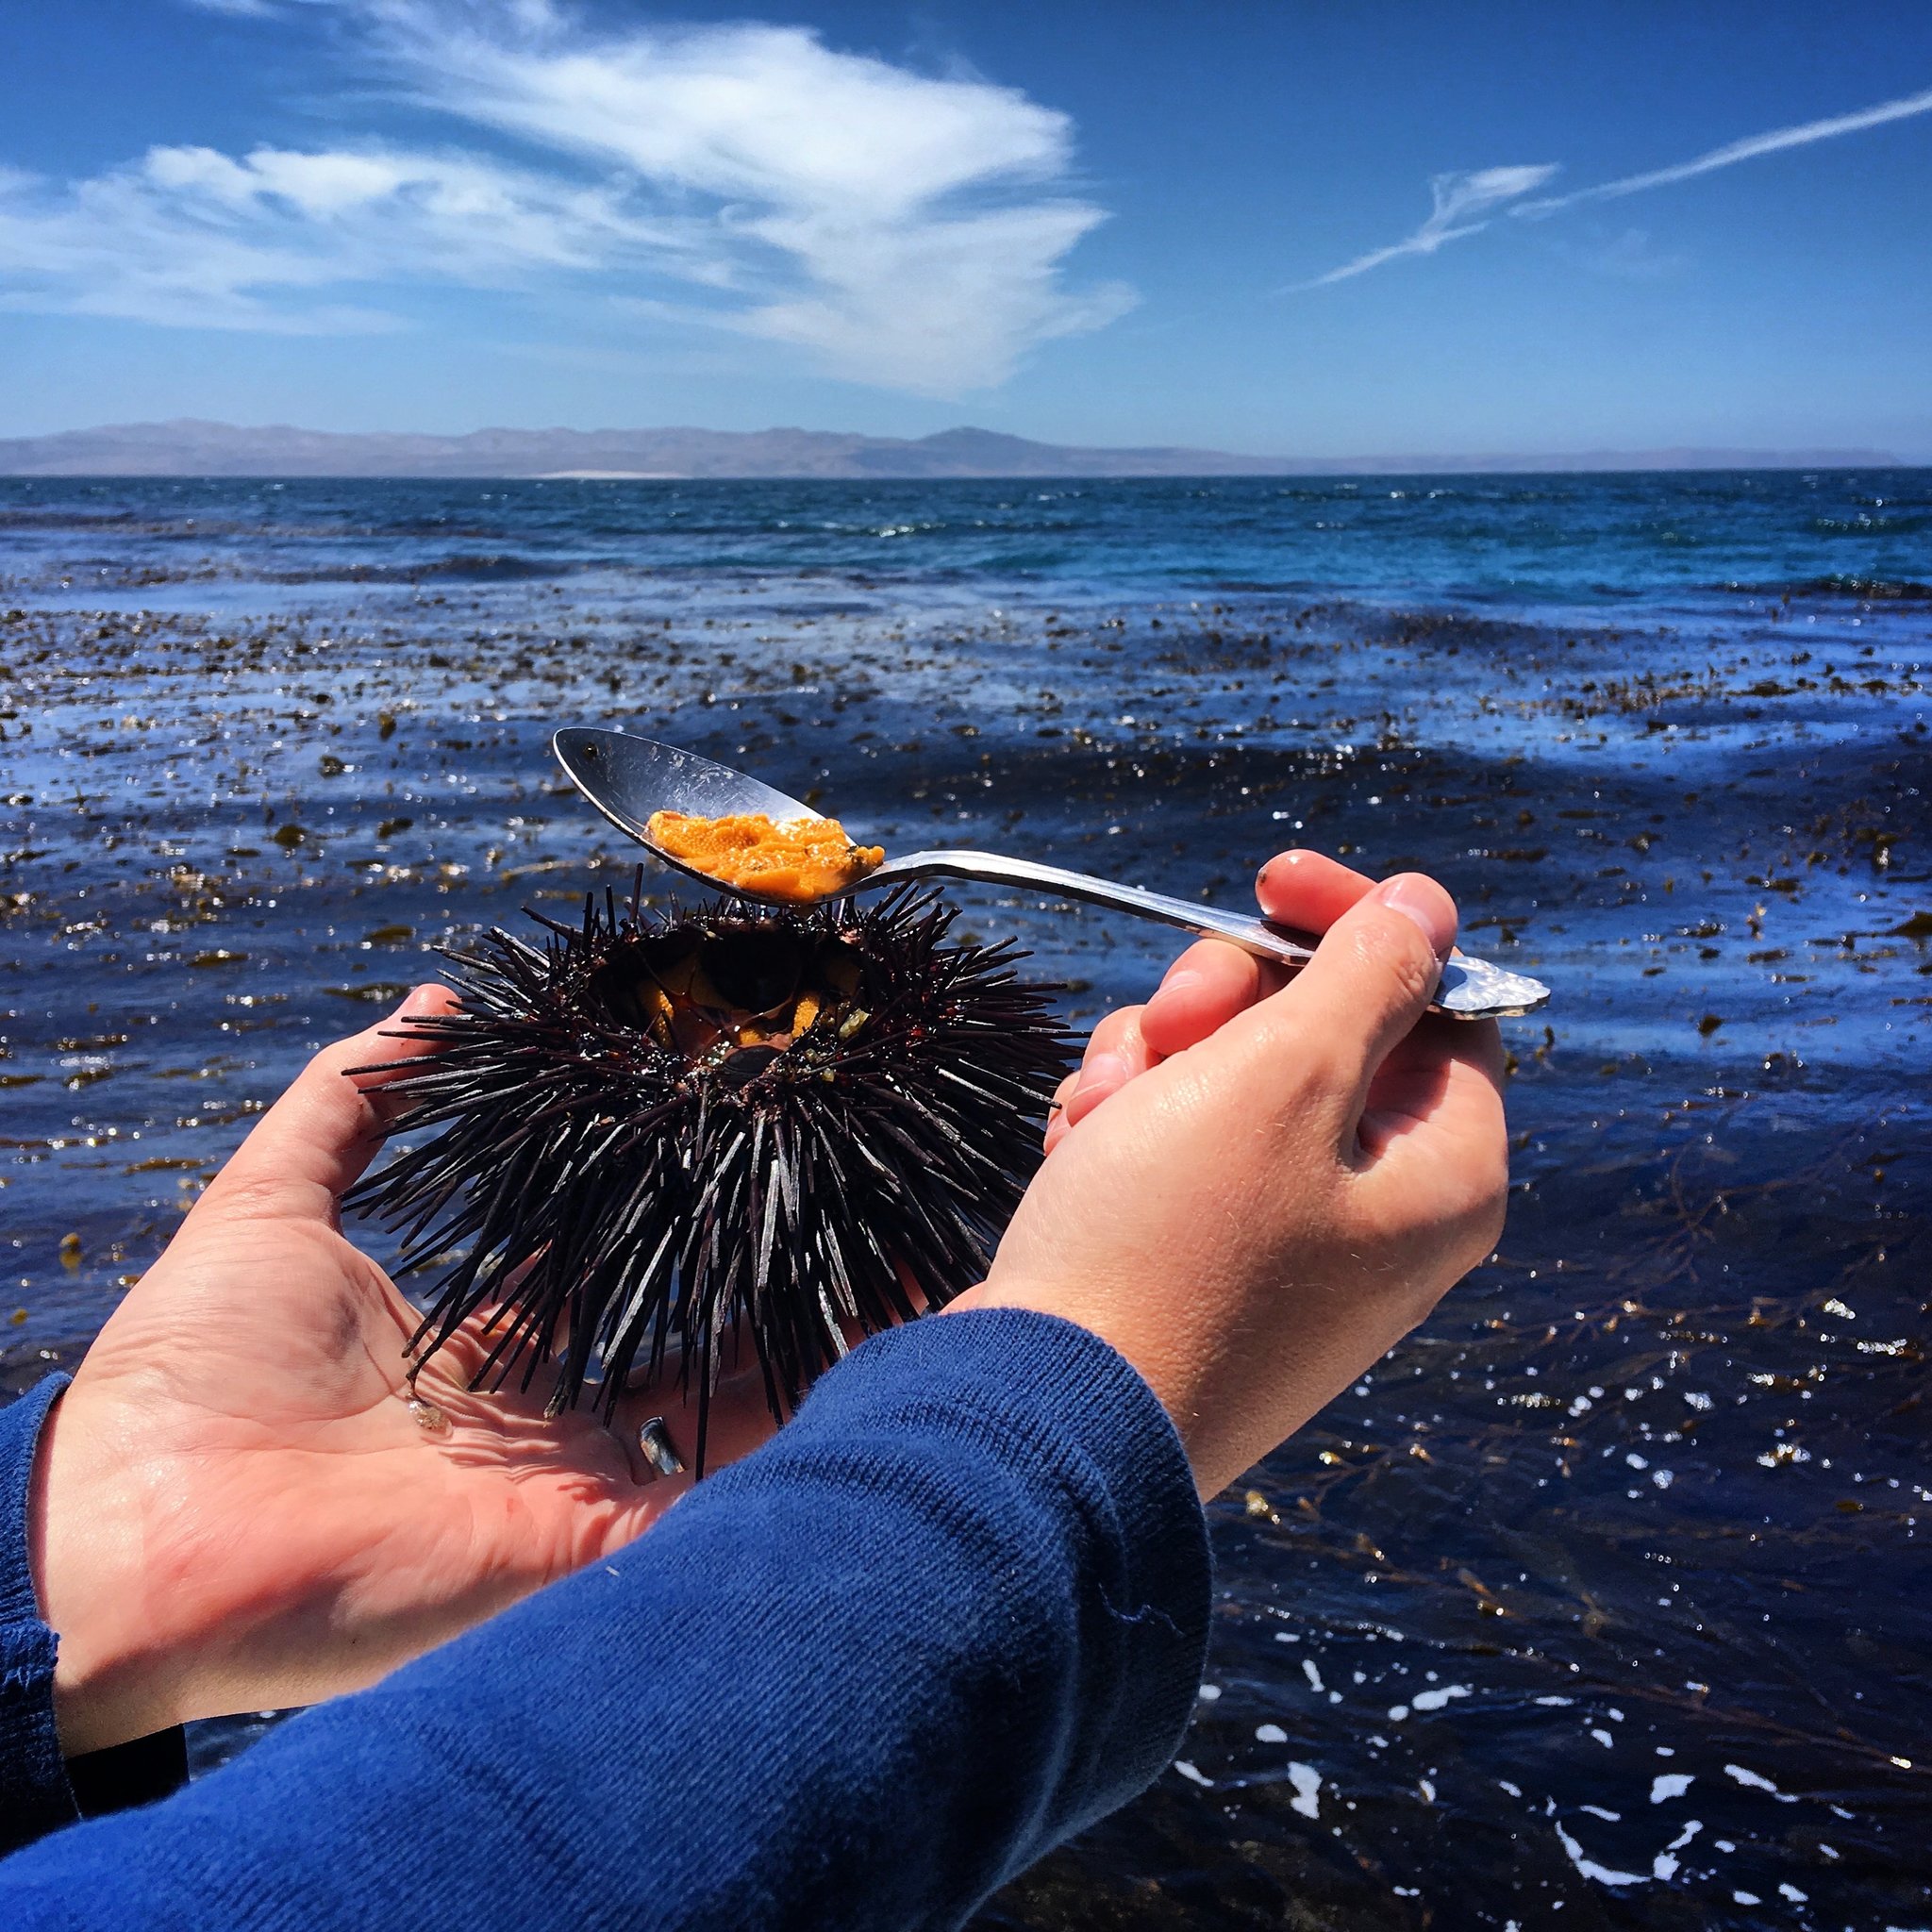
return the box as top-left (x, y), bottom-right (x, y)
top-left (2, 1), bottom-right (1929, 456)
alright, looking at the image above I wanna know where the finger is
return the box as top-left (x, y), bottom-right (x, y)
top-left (1138, 851), bottom-right (1368, 1059)
top-left (1366, 1012), bottom-right (1507, 1115)
top-left (1361, 1029), bottom-right (1511, 1259)
top-left (1042, 1072), bottom-right (1078, 1156)
top-left (1359, 1014), bottom-right (1503, 1152)
top-left (1462, 1012), bottom-right (1507, 1092)
top-left (1061, 1005), bottom-right (1151, 1128)
top-left (1257, 874), bottom-right (1457, 1143)
top-left (352, 992), bottom-right (466, 1130)
top-left (1141, 939), bottom-right (1285, 1059)
top-left (1254, 848), bottom-right (1376, 932)
top-left (1079, 1001), bottom-right (1154, 1072)
top-left (199, 984), bottom-right (458, 1223)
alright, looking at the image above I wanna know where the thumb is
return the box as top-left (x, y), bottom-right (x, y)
top-left (196, 983), bottom-right (458, 1224)
top-left (1257, 873), bottom-right (1456, 1133)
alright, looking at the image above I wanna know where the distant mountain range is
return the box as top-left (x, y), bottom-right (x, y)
top-left (0, 419), bottom-right (1904, 479)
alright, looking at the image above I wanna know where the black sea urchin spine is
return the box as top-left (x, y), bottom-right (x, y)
top-left (347, 878), bottom-right (1073, 1465)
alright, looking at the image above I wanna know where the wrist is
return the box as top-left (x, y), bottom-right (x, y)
top-left (28, 1380), bottom-right (180, 1756)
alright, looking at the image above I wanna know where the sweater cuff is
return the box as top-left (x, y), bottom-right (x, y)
top-left (0, 1375), bottom-right (80, 1855)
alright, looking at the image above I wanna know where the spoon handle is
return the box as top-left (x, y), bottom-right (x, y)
top-left (868, 850), bottom-right (1549, 1021)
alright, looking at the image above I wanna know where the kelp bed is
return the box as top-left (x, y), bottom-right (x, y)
top-left (1, 478), bottom-right (1926, 1928)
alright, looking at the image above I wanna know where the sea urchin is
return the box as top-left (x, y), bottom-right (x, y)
top-left (347, 878), bottom-right (1073, 1464)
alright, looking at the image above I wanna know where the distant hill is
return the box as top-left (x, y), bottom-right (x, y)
top-left (0, 419), bottom-right (1903, 479)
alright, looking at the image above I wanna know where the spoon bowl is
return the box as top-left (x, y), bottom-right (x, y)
top-left (552, 726), bottom-right (829, 902)
top-left (552, 727), bottom-right (1552, 1020)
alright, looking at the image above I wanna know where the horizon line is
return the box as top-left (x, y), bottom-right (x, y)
top-left (0, 420), bottom-right (1917, 477)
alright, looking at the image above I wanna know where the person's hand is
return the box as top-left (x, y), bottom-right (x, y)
top-left (28, 987), bottom-right (781, 1756)
top-left (962, 851), bottom-right (1509, 1497)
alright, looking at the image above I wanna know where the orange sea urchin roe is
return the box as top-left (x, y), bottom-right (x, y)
top-left (646, 809), bottom-right (884, 902)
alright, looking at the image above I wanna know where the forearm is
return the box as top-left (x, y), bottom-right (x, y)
top-left (0, 1309), bottom-right (1209, 1931)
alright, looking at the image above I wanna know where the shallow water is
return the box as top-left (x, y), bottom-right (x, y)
top-left (1, 474), bottom-right (1927, 1928)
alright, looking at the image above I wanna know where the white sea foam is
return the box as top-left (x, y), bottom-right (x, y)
top-left (1556, 1823), bottom-right (1650, 1888)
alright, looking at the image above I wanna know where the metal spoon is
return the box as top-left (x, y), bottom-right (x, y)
top-left (552, 727), bottom-right (1551, 1021)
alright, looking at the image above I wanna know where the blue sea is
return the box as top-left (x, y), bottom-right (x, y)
top-left (2, 471), bottom-right (1928, 1928)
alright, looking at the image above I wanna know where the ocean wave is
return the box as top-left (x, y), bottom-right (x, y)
top-left (1724, 575), bottom-right (1932, 601)
top-left (265, 552), bottom-right (570, 585)
top-left (0, 508), bottom-right (149, 531)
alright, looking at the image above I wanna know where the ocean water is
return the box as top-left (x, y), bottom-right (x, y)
top-left (1, 472), bottom-right (1927, 1928)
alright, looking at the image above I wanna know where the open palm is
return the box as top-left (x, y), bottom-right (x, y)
top-left (37, 987), bottom-right (778, 1756)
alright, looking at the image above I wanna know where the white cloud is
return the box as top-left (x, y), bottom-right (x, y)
top-left (0, 142), bottom-right (681, 331)
top-left (365, 2), bottom-right (1130, 388)
top-left (378, 6), bottom-right (1072, 215)
top-left (719, 200), bottom-right (1128, 392)
top-left (0, 0), bottom-right (1128, 392)
top-left (177, 0), bottom-right (341, 15)
top-left (1297, 165), bottom-right (1558, 288)
top-left (1513, 82), bottom-right (1932, 215)
top-left (1298, 82), bottom-right (1932, 288)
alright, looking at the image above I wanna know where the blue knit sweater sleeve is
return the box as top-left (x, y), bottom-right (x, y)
top-left (0, 1308), bottom-right (1210, 1931)
top-left (0, 1374), bottom-right (79, 1849)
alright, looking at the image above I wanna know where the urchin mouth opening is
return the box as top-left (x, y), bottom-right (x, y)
top-left (584, 924), bottom-right (868, 1081)
top-left (345, 877), bottom-right (1073, 1471)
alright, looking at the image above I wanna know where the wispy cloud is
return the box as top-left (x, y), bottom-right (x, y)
top-left (176, 0), bottom-right (341, 16)
top-left (1298, 82), bottom-right (1932, 289)
top-left (1514, 82), bottom-right (1932, 216)
top-left (363, 1), bottom-right (1131, 389)
top-left (0, 0), bottom-right (1131, 392)
top-left (1541, 225), bottom-right (1689, 282)
top-left (1298, 165), bottom-right (1558, 287)
top-left (0, 142), bottom-right (681, 332)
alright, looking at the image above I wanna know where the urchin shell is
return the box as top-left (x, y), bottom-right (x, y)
top-left (347, 878), bottom-right (1074, 1462)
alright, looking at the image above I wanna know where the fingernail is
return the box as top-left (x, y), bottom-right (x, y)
top-left (1257, 850), bottom-right (1307, 890)
top-left (1370, 874), bottom-right (1456, 959)
top-left (1155, 969), bottom-right (1205, 1000)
